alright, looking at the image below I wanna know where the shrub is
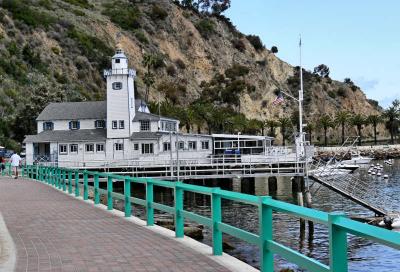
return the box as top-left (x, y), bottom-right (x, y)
top-left (232, 39), bottom-right (245, 52)
top-left (175, 58), bottom-right (186, 70)
top-left (344, 78), bottom-right (354, 85)
top-left (150, 5), bottom-right (168, 20)
top-left (195, 18), bottom-right (215, 39)
top-left (328, 90), bottom-right (336, 99)
top-left (54, 71), bottom-right (68, 84)
top-left (134, 30), bottom-right (148, 44)
top-left (152, 54), bottom-right (165, 69)
top-left (367, 99), bottom-right (379, 108)
top-left (6, 41), bottom-right (19, 56)
top-left (351, 85), bottom-right (358, 92)
top-left (1, 0), bottom-right (56, 28)
top-left (225, 64), bottom-right (249, 79)
top-left (337, 87), bottom-right (347, 97)
top-left (62, 0), bottom-right (93, 9)
top-left (72, 9), bottom-right (86, 16)
top-left (166, 64), bottom-right (177, 76)
top-left (102, 1), bottom-right (141, 31)
top-left (246, 35), bottom-right (264, 51)
top-left (51, 47), bottom-right (60, 55)
top-left (271, 46), bottom-right (278, 53)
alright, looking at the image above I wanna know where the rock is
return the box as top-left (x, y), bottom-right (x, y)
top-left (222, 239), bottom-right (235, 251)
top-left (184, 227), bottom-right (203, 240)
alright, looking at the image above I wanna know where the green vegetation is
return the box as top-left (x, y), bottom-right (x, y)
top-left (1, 0), bottom-right (56, 28)
top-left (195, 18), bottom-right (215, 39)
top-left (246, 35), bottom-right (264, 51)
top-left (177, 0), bottom-right (231, 15)
top-left (150, 5), bottom-right (168, 20)
top-left (271, 46), bottom-right (278, 54)
top-left (337, 87), bottom-right (347, 97)
top-left (327, 90), bottom-right (336, 99)
top-left (62, 0), bottom-right (93, 9)
top-left (102, 1), bottom-right (141, 31)
top-left (313, 64), bottom-right (330, 78)
top-left (134, 30), bottom-right (148, 44)
top-left (232, 39), bottom-right (246, 52)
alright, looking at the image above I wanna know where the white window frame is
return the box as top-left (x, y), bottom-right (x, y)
top-left (133, 143), bottom-right (139, 151)
top-left (70, 144), bottom-right (78, 154)
top-left (115, 143), bottom-right (124, 151)
top-left (188, 141), bottom-right (197, 150)
top-left (43, 122), bottom-right (54, 131)
top-left (112, 82), bottom-right (122, 90)
top-left (141, 143), bottom-right (154, 154)
top-left (201, 141), bottom-right (209, 150)
top-left (59, 144), bottom-right (67, 155)
top-left (163, 142), bottom-right (171, 151)
top-left (95, 120), bottom-right (105, 129)
top-left (85, 144), bottom-right (94, 153)
top-left (112, 121), bottom-right (118, 129)
top-left (119, 120), bottom-right (125, 129)
top-left (70, 121), bottom-right (79, 130)
top-left (176, 141), bottom-right (184, 150)
top-left (96, 144), bottom-right (104, 152)
top-left (140, 120), bottom-right (150, 131)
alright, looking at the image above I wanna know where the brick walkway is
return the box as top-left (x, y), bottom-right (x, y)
top-left (0, 177), bottom-right (230, 272)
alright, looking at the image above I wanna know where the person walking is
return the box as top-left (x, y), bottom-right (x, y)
top-left (0, 156), bottom-right (5, 174)
top-left (10, 152), bottom-right (22, 179)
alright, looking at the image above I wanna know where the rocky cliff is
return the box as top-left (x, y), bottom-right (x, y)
top-left (0, 0), bottom-right (386, 148)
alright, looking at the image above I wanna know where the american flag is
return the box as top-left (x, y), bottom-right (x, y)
top-left (272, 93), bottom-right (284, 105)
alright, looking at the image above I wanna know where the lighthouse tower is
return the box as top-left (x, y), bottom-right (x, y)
top-left (104, 45), bottom-right (136, 138)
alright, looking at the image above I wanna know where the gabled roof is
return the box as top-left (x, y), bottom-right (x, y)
top-left (24, 129), bottom-right (106, 143)
top-left (37, 101), bottom-right (106, 121)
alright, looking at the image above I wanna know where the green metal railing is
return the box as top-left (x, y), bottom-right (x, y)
top-left (0, 162), bottom-right (12, 176)
top-left (20, 164), bottom-right (400, 272)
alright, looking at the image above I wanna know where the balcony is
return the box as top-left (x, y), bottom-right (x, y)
top-left (103, 68), bottom-right (136, 77)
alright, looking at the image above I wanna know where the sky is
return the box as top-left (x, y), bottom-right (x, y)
top-left (225, 0), bottom-right (400, 108)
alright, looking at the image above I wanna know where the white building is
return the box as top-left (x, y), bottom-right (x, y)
top-left (24, 47), bottom-right (217, 167)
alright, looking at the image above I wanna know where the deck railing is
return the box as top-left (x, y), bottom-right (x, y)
top-left (18, 164), bottom-right (400, 272)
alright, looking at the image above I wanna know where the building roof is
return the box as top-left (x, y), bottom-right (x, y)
top-left (37, 101), bottom-right (107, 121)
top-left (24, 129), bottom-right (106, 143)
top-left (130, 132), bottom-right (163, 140)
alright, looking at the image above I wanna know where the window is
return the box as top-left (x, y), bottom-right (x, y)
top-left (85, 144), bottom-right (94, 153)
top-left (69, 121), bottom-right (80, 130)
top-left (112, 121), bottom-right (118, 129)
top-left (134, 143), bottom-right (139, 151)
top-left (140, 120), bottom-right (150, 131)
top-left (59, 144), bottom-right (67, 155)
top-left (201, 141), bottom-right (210, 150)
top-left (119, 120), bottom-right (125, 129)
top-left (141, 143), bottom-right (154, 154)
top-left (112, 82), bottom-right (122, 90)
top-left (43, 122), bottom-right (54, 131)
top-left (188, 141), bottom-right (197, 150)
top-left (95, 120), bottom-right (105, 128)
top-left (115, 59), bottom-right (120, 63)
top-left (115, 143), bottom-right (124, 151)
top-left (70, 144), bottom-right (78, 153)
top-left (96, 144), bottom-right (104, 152)
top-left (160, 121), bottom-right (177, 132)
top-left (176, 141), bottom-right (184, 150)
top-left (163, 142), bottom-right (171, 151)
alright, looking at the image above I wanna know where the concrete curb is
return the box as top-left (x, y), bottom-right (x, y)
top-left (0, 213), bottom-right (16, 272)
top-left (44, 180), bottom-right (259, 272)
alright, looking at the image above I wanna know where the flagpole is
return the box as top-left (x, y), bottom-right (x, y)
top-left (299, 35), bottom-right (304, 146)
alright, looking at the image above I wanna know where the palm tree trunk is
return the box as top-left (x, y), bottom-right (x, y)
top-left (341, 123), bottom-right (345, 144)
top-left (357, 125), bottom-right (362, 146)
top-left (324, 128), bottom-right (327, 146)
top-left (309, 130), bottom-right (312, 145)
top-left (282, 127), bottom-right (286, 146)
top-left (373, 123), bottom-right (377, 145)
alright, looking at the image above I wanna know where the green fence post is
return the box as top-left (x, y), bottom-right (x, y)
top-left (62, 170), bottom-right (67, 191)
top-left (83, 171), bottom-right (89, 200)
top-left (211, 188), bottom-right (223, 255)
top-left (8, 163), bottom-right (11, 176)
top-left (68, 170), bottom-right (72, 194)
top-left (174, 183), bottom-right (184, 238)
top-left (107, 176), bottom-right (113, 210)
top-left (329, 213), bottom-right (348, 272)
top-left (146, 180), bottom-right (154, 226)
top-left (52, 168), bottom-right (56, 186)
top-left (46, 168), bottom-right (50, 184)
top-left (124, 177), bottom-right (131, 217)
top-left (94, 173), bottom-right (100, 205)
top-left (75, 171), bottom-right (80, 197)
top-left (58, 168), bottom-right (62, 189)
top-left (259, 196), bottom-right (274, 272)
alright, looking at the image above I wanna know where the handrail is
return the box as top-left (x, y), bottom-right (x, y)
top-left (20, 164), bottom-right (400, 272)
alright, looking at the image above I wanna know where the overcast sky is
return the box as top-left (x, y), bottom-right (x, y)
top-left (226, 0), bottom-right (400, 108)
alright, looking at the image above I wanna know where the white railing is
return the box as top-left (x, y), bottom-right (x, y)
top-left (103, 68), bottom-right (136, 77)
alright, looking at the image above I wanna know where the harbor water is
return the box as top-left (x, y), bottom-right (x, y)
top-left (115, 159), bottom-right (400, 271)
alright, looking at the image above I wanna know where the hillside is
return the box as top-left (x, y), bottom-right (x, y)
top-left (0, 0), bottom-right (387, 150)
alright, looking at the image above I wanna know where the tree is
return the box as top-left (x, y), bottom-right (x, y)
top-left (344, 78), bottom-right (354, 85)
top-left (350, 114), bottom-right (366, 146)
top-left (335, 111), bottom-right (349, 144)
top-left (271, 46), bottom-right (278, 54)
top-left (265, 119), bottom-right (278, 138)
top-left (142, 54), bottom-right (157, 102)
top-left (305, 123), bottom-right (315, 144)
top-left (313, 64), bottom-right (330, 78)
top-left (179, 0), bottom-right (231, 14)
top-left (367, 115), bottom-right (381, 145)
top-left (318, 115), bottom-right (333, 146)
top-left (384, 105), bottom-right (399, 144)
top-left (278, 117), bottom-right (292, 146)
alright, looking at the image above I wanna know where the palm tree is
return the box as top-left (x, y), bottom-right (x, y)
top-left (278, 117), bottom-right (292, 146)
top-left (318, 115), bottom-right (333, 146)
top-left (142, 54), bottom-right (157, 102)
top-left (305, 123), bottom-right (315, 144)
top-left (350, 114), bottom-right (365, 146)
top-left (384, 106), bottom-right (399, 144)
top-left (335, 111), bottom-right (349, 144)
top-left (367, 115), bottom-right (381, 145)
top-left (265, 119), bottom-right (278, 138)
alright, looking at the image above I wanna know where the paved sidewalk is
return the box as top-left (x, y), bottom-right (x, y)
top-left (0, 177), bottom-right (230, 272)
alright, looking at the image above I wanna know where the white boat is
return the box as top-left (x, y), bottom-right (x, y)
top-left (342, 153), bottom-right (373, 165)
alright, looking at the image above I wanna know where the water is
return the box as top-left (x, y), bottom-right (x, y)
top-left (113, 159), bottom-right (400, 271)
